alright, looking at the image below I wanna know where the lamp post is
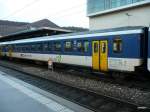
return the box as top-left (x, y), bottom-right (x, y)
top-left (125, 13), bottom-right (132, 26)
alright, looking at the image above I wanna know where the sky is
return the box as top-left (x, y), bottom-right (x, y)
top-left (0, 0), bottom-right (89, 28)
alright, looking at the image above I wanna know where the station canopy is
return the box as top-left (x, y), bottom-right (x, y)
top-left (0, 27), bottom-right (72, 42)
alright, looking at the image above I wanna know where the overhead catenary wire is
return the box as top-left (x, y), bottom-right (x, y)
top-left (1, 0), bottom-right (41, 20)
top-left (42, 2), bottom-right (86, 19)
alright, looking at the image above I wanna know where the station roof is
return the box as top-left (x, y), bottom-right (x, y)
top-left (0, 27), bottom-right (72, 42)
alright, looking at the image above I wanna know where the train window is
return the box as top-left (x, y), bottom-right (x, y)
top-left (43, 43), bottom-right (48, 51)
top-left (31, 45), bottom-right (36, 51)
top-left (77, 41), bottom-right (83, 52)
top-left (64, 41), bottom-right (72, 52)
top-left (22, 46), bottom-right (26, 52)
top-left (73, 40), bottom-right (77, 51)
top-left (0, 46), bottom-right (2, 51)
top-left (26, 45), bottom-right (30, 51)
top-left (94, 43), bottom-right (98, 53)
top-left (48, 42), bottom-right (52, 51)
top-left (113, 38), bottom-right (122, 53)
top-left (83, 41), bottom-right (89, 52)
top-left (53, 42), bottom-right (61, 51)
top-left (37, 44), bottom-right (42, 51)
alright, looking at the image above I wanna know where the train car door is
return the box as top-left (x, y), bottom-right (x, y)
top-left (92, 40), bottom-right (108, 71)
top-left (100, 40), bottom-right (108, 71)
top-left (92, 41), bottom-right (100, 70)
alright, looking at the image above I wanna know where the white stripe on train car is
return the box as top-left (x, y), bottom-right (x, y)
top-left (11, 52), bottom-right (92, 67)
top-left (1, 29), bottom-right (143, 45)
top-left (108, 57), bottom-right (143, 72)
top-left (8, 52), bottom-right (143, 72)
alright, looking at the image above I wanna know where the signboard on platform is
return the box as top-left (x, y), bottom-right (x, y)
top-left (48, 58), bottom-right (53, 71)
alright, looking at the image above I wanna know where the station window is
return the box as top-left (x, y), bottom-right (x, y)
top-left (113, 38), bottom-right (122, 53)
top-left (83, 41), bottom-right (89, 52)
top-left (53, 42), bottom-right (61, 51)
top-left (64, 41), bottom-right (72, 52)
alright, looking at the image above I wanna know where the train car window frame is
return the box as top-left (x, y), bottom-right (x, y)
top-left (83, 40), bottom-right (90, 53)
top-left (25, 44), bottom-right (30, 52)
top-left (48, 42), bottom-right (53, 52)
top-left (53, 41), bottom-right (61, 52)
top-left (64, 41), bottom-right (73, 52)
top-left (36, 43), bottom-right (42, 52)
top-left (77, 40), bottom-right (83, 52)
top-left (31, 44), bottom-right (36, 51)
top-left (43, 42), bottom-right (49, 52)
top-left (113, 38), bottom-right (122, 53)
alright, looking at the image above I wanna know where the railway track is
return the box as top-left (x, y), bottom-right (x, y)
top-left (0, 65), bottom-right (149, 112)
top-left (1, 58), bottom-right (150, 92)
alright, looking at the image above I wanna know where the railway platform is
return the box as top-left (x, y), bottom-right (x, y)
top-left (0, 71), bottom-right (93, 112)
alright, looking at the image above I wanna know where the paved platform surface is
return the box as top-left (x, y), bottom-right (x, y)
top-left (0, 70), bottom-right (93, 112)
top-left (0, 79), bottom-right (56, 112)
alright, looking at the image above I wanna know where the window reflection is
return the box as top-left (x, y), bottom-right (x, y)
top-left (87, 0), bottom-right (145, 14)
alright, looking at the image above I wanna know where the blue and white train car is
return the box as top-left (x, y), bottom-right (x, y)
top-left (0, 27), bottom-right (147, 73)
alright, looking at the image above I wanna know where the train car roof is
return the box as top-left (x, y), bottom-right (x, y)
top-left (0, 26), bottom-right (146, 45)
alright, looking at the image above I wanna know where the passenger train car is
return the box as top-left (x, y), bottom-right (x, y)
top-left (0, 26), bottom-right (149, 74)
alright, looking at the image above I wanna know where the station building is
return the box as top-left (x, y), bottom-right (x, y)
top-left (87, 0), bottom-right (150, 30)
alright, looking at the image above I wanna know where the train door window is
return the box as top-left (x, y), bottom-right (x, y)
top-left (64, 41), bottom-right (72, 52)
top-left (53, 41), bottom-right (61, 52)
top-left (113, 38), bottom-right (122, 53)
top-left (77, 41), bottom-right (83, 52)
top-left (101, 42), bottom-right (106, 53)
top-left (83, 41), bottom-right (89, 52)
top-left (94, 43), bottom-right (98, 53)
